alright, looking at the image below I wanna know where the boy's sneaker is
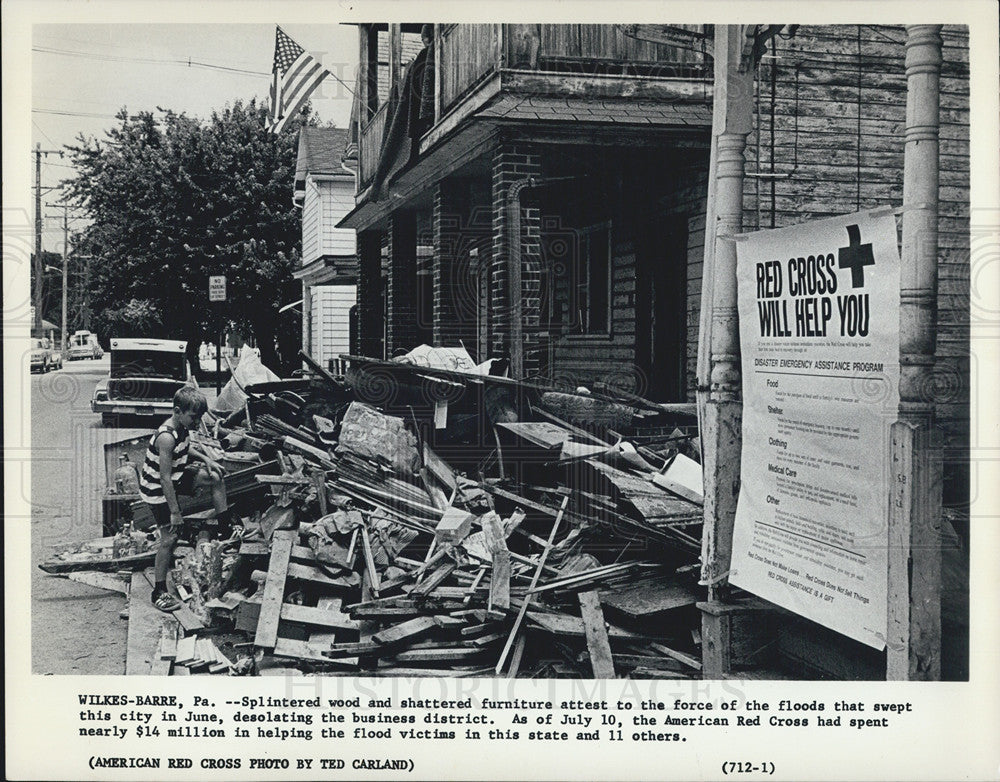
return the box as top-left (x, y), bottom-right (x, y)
top-left (152, 591), bottom-right (181, 612)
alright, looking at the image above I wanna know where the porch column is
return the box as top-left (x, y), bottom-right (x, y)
top-left (887, 24), bottom-right (943, 681)
top-left (386, 211), bottom-right (419, 357)
top-left (491, 141), bottom-right (542, 379)
top-left (357, 229), bottom-right (384, 359)
top-left (433, 179), bottom-right (470, 347)
top-left (301, 280), bottom-right (312, 363)
top-left (699, 26), bottom-right (754, 596)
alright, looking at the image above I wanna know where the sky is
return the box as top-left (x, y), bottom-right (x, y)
top-left (29, 23), bottom-right (356, 252)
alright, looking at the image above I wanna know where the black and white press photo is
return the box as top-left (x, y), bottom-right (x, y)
top-left (5, 2), bottom-right (999, 780)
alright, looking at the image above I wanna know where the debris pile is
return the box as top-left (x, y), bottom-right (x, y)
top-left (42, 346), bottom-right (708, 678)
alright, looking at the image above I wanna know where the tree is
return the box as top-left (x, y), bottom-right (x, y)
top-left (64, 100), bottom-right (311, 375)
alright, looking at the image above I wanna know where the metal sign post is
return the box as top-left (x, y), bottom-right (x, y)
top-left (209, 276), bottom-right (227, 395)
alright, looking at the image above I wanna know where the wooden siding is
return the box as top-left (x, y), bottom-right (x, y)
top-left (439, 24), bottom-right (500, 115)
top-left (744, 24), bottom-right (970, 494)
top-left (548, 239), bottom-right (639, 390)
top-left (323, 180), bottom-right (358, 257)
top-left (302, 178), bottom-right (358, 264)
top-left (301, 182), bottom-right (321, 264)
top-left (310, 285), bottom-right (357, 368)
top-left (530, 24), bottom-right (706, 69)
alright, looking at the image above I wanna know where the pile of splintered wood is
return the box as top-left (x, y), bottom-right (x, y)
top-left (143, 348), bottom-right (708, 678)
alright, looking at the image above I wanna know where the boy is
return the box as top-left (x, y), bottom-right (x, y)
top-left (138, 386), bottom-right (235, 611)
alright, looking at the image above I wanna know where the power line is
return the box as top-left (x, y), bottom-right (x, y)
top-left (32, 45), bottom-right (270, 76)
top-left (33, 108), bottom-right (120, 119)
top-left (32, 119), bottom-right (58, 146)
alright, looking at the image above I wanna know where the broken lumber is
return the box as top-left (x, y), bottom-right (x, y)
top-left (254, 528), bottom-right (296, 650)
top-left (373, 616), bottom-right (438, 647)
top-left (578, 590), bottom-right (615, 679)
top-left (495, 495), bottom-right (569, 675)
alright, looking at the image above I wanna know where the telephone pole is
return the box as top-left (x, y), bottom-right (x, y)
top-left (33, 143), bottom-right (63, 333)
top-left (47, 204), bottom-right (80, 354)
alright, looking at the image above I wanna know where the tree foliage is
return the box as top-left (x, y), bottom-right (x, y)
top-left (64, 100), bottom-right (309, 374)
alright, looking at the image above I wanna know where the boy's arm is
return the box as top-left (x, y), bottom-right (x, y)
top-left (156, 433), bottom-right (184, 528)
top-left (187, 442), bottom-right (225, 479)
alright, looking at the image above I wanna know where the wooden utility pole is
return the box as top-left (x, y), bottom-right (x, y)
top-left (34, 144), bottom-right (44, 333)
top-left (62, 210), bottom-right (69, 354)
top-left (33, 144), bottom-right (62, 333)
top-left (887, 24), bottom-right (944, 681)
top-left (697, 25), bottom-right (754, 597)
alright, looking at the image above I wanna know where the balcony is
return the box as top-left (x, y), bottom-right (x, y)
top-left (355, 23), bottom-right (711, 192)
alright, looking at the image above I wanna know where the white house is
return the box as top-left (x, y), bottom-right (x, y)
top-left (292, 126), bottom-right (358, 371)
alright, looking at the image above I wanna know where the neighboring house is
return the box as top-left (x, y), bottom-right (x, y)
top-left (292, 126), bottom-right (359, 370)
top-left (338, 24), bottom-right (970, 680)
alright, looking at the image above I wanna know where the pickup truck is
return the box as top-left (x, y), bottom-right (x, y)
top-left (30, 338), bottom-right (56, 373)
top-left (91, 338), bottom-right (195, 426)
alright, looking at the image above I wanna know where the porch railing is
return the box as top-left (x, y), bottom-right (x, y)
top-left (358, 101), bottom-right (389, 188)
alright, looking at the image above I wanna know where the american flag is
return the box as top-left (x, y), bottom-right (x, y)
top-left (268, 27), bottom-right (329, 134)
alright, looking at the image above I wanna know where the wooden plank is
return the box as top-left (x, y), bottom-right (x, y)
top-left (159, 622), bottom-right (179, 660)
top-left (173, 603), bottom-right (206, 635)
top-left (323, 641), bottom-right (382, 659)
top-left (423, 445), bottom-right (457, 492)
top-left (599, 581), bottom-right (700, 621)
top-left (286, 562), bottom-right (360, 588)
top-left (272, 638), bottom-right (359, 668)
top-left (507, 635), bottom-right (527, 678)
top-left (525, 610), bottom-right (643, 641)
top-left (125, 571), bottom-right (173, 675)
top-left (372, 616), bottom-right (438, 647)
top-left (239, 540), bottom-right (270, 557)
top-left (432, 615), bottom-right (466, 629)
top-left (360, 524), bottom-right (380, 596)
top-left (174, 634), bottom-right (198, 665)
top-left (465, 566), bottom-right (487, 604)
top-left (411, 562), bottom-right (456, 597)
top-left (279, 603), bottom-right (360, 632)
top-left (495, 496), bottom-right (569, 675)
top-left (64, 570), bottom-right (131, 594)
top-left (259, 505), bottom-right (296, 541)
top-left (149, 628), bottom-right (173, 676)
top-left (471, 631), bottom-right (507, 648)
top-left (254, 529), bottom-right (296, 650)
top-left (649, 643), bottom-right (703, 671)
top-left (393, 647), bottom-right (486, 663)
top-left (490, 551), bottom-right (511, 611)
top-left (460, 621), bottom-right (497, 637)
top-left (235, 599), bottom-right (261, 633)
top-left (195, 638), bottom-right (215, 667)
top-left (578, 590), bottom-right (616, 679)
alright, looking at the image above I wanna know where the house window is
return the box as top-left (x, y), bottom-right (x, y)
top-left (577, 222), bottom-right (611, 335)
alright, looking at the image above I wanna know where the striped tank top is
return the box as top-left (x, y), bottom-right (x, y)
top-left (138, 421), bottom-right (189, 504)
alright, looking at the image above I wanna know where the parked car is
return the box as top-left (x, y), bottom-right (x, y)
top-left (67, 330), bottom-right (103, 360)
top-left (50, 349), bottom-right (63, 370)
top-left (30, 338), bottom-right (55, 373)
top-left (91, 338), bottom-right (195, 426)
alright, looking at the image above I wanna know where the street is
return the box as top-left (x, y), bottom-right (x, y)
top-left (30, 356), bottom-right (150, 674)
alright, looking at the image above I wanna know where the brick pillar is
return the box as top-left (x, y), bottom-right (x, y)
top-left (357, 230), bottom-right (384, 359)
top-left (491, 141), bottom-right (542, 379)
top-left (386, 211), bottom-right (418, 357)
top-left (434, 179), bottom-right (490, 350)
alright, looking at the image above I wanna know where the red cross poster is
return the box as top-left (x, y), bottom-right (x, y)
top-left (731, 209), bottom-right (900, 649)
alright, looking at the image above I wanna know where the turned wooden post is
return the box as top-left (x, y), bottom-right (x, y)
top-left (699, 25), bottom-right (753, 599)
top-left (886, 24), bottom-right (944, 681)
